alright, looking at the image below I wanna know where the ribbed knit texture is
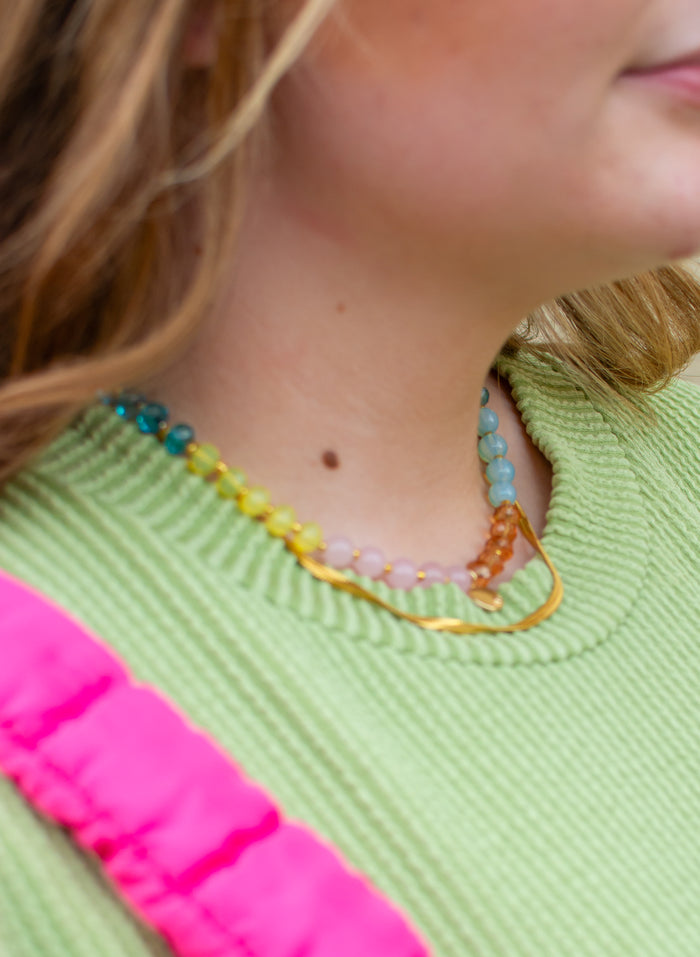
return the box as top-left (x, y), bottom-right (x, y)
top-left (1, 352), bottom-right (700, 957)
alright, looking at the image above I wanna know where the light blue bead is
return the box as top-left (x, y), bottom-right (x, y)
top-left (486, 458), bottom-right (515, 485)
top-left (164, 423), bottom-right (194, 456)
top-left (480, 387), bottom-right (489, 407)
top-left (477, 407), bottom-right (499, 437)
top-left (488, 482), bottom-right (517, 507)
top-left (136, 402), bottom-right (169, 435)
top-left (478, 432), bottom-right (508, 462)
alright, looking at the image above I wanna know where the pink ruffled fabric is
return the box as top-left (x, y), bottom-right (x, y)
top-left (0, 569), bottom-right (429, 956)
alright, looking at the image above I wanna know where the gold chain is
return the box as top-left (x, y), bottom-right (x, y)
top-left (298, 501), bottom-right (563, 634)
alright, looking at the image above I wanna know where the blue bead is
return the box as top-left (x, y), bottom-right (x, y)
top-left (96, 390), bottom-right (113, 406)
top-left (136, 402), bottom-right (169, 435)
top-left (488, 482), bottom-right (517, 507)
top-left (480, 387), bottom-right (489, 407)
top-left (478, 432), bottom-right (508, 462)
top-left (477, 407), bottom-right (499, 437)
top-left (164, 423), bottom-right (194, 456)
top-left (114, 391), bottom-right (145, 421)
top-left (486, 457), bottom-right (515, 485)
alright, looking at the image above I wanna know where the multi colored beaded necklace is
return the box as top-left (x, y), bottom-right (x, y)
top-left (97, 386), bottom-right (563, 634)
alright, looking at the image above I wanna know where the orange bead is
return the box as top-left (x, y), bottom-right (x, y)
top-left (490, 519), bottom-right (518, 541)
top-left (478, 548), bottom-right (504, 575)
top-left (494, 503), bottom-right (519, 522)
top-left (468, 567), bottom-right (491, 589)
top-left (489, 539), bottom-right (515, 560)
top-left (489, 537), bottom-right (510, 550)
top-left (467, 560), bottom-right (493, 582)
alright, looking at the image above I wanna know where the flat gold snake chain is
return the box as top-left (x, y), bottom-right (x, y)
top-left (298, 501), bottom-right (563, 635)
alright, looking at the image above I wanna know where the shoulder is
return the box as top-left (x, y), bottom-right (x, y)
top-left (501, 346), bottom-right (700, 441)
top-left (499, 348), bottom-right (700, 502)
top-left (647, 375), bottom-right (700, 433)
top-left (621, 375), bottom-right (700, 466)
top-left (596, 377), bottom-right (700, 527)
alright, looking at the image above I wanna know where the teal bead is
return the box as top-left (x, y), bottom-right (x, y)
top-left (136, 403), bottom-right (169, 435)
top-left (486, 458), bottom-right (515, 485)
top-left (480, 387), bottom-right (489, 407)
top-left (164, 423), bottom-right (194, 456)
top-left (488, 482), bottom-right (517, 507)
top-left (478, 407), bottom-right (499, 437)
top-left (115, 392), bottom-right (145, 421)
top-left (478, 432), bottom-right (508, 462)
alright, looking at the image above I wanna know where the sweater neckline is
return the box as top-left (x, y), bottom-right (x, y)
top-left (47, 352), bottom-right (650, 667)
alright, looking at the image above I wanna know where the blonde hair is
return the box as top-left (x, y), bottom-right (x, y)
top-left (1, 0), bottom-right (699, 486)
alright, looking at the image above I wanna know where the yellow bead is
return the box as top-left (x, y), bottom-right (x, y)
top-left (290, 522), bottom-right (323, 555)
top-left (216, 468), bottom-right (247, 499)
top-left (187, 443), bottom-right (220, 477)
top-left (265, 505), bottom-right (296, 537)
top-left (238, 485), bottom-right (271, 517)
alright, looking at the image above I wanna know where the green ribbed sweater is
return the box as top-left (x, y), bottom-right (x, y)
top-left (1, 353), bottom-right (700, 957)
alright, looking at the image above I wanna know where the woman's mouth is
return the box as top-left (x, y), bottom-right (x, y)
top-left (622, 47), bottom-right (700, 106)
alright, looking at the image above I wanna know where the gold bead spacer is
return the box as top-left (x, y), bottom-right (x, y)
top-left (468, 588), bottom-right (504, 612)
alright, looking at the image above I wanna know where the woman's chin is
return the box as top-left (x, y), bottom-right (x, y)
top-left (610, 221), bottom-right (700, 278)
top-left (640, 189), bottom-right (700, 265)
top-left (667, 236), bottom-right (700, 264)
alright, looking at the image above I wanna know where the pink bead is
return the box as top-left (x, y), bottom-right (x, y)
top-left (446, 566), bottom-right (471, 592)
top-left (420, 562), bottom-right (447, 588)
top-left (323, 536), bottom-right (355, 569)
top-left (385, 558), bottom-right (419, 590)
top-left (353, 546), bottom-right (386, 580)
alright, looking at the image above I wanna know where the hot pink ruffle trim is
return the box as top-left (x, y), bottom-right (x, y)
top-left (0, 569), bottom-right (429, 956)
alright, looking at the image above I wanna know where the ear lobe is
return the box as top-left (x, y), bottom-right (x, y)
top-left (182, 0), bottom-right (220, 68)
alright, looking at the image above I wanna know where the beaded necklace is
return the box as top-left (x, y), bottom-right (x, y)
top-left (98, 386), bottom-right (563, 634)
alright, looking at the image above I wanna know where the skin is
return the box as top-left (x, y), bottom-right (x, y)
top-left (145, 0), bottom-right (700, 574)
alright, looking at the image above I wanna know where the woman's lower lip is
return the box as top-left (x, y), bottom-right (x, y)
top-left (624, 62), bottom-right (700, 106)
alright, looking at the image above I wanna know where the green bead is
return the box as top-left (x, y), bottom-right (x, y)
top-left (238, 485), bottom-right (270, 517)
top-left (265, 505), bottom-right (297, 537)
top-left (290, 522), bottom-right (323, 555)
top-left (216, 468), bottom-right (247, 499)
top-left (187, 442), bottom-right (221, 477)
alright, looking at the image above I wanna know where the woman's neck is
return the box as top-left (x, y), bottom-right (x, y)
top-left (142, 181), bottom-right (552, 569)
